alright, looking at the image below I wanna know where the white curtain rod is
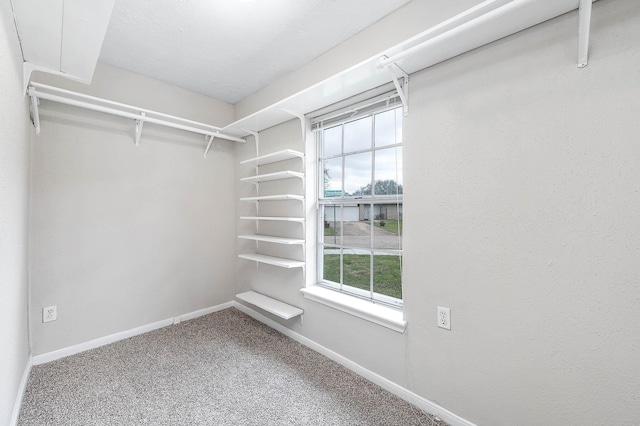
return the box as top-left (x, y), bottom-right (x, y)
top-left (28, 82), bottom-right (246, 151)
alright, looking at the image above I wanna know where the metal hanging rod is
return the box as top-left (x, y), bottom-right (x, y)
top-left (378, 0), bottom-right (516, 69)
top-left (378, 0), bottom-right (593, 70)
top-left (28, 82), bottom-right (246, 149)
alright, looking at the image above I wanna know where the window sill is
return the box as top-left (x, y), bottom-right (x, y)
top-left (300, 286), bottom-right (407, 333)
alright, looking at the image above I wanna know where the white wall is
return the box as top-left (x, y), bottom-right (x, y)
top-left (403, 1), bottom-right (640, 423)
top-left (29, 64), bottom-right (237, 355)
top-left (236, 0), bottom-right (640, 424)
top-left (0, 0), bottom-right (32, 423)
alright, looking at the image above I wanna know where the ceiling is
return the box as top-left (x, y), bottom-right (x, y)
top-left (98, 0), bottom-right (411, 105)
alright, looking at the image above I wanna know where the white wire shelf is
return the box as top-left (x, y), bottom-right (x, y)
top-left (238, 253), bottom-right (305, 269)
top-left (240, 170), bottom-right (304, 183)
top-left (236, 291), bottom-right (303, 320)
top-left (240, 149), bottom-right (304, 167)
top-left (240, 194), bottom-right (304, 202)
top-left (238, 235), bottom-right (305, 245)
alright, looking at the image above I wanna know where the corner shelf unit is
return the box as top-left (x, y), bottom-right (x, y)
top-left (238, 149), bottom-right (306, 270)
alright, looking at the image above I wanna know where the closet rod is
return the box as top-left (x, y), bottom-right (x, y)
top-left (28, 82), bottom-right (246, 144)
top-left (378, 0), bottom-right (515, 68)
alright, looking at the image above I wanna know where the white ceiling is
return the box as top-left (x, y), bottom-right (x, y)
top-left (98, 0), bottom-right (411, 105)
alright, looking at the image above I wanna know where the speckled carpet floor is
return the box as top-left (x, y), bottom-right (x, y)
top-left (19, 308), bottom-right (448, 425)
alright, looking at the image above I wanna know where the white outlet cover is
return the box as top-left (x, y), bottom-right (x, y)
top-left (43, 305), bottom-right (57, 323)
top-left (437, 306), bottom-right (450, 330)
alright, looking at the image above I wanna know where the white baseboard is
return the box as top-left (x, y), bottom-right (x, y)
top-left (232, 301), bottom-right (476, 426)
top-left (32, 301), bottom-right (234, 366)
top-left (10, 356), bottom-right (32, 426)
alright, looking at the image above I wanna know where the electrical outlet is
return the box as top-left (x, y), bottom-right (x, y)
top-left (437, 306), bottom-right (450, 330)
top-left (43, 305), bottom-right (57, 323)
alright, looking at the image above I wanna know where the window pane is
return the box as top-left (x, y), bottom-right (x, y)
top-left (372, 203), bottom-right (402, 250)
top-left (342, 253), bottom-right (371, 294)
top-left (322, 204), bottom-right (342, 246)
top-left (374, 147), bottom-right (403, 195)
top-left (323, 247), bottom-right (341, 284)
top-left (374, 109), bottom-right (398, 147)
top-left (323, 125), bottom-right (342, 157)
top-left (373, 253), bottom-right (402, 299)
top-left (323, 157), bottom-right (342, 197)
top-left (344, 116), bottom-right (372, 153)
top-left (342, 214), bottom-right (372, 249)
top-left (344, 152), bottom-right (371, 196)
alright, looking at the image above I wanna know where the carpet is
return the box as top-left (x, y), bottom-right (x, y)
top-left (19, 308), bottom-right (448, 425)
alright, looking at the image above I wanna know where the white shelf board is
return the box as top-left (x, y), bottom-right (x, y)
top-left (241, 170), bottom-right (304, 183)
top-left (238, 253), bottom-right (305, 269)
top-left (238, 235), bottom-right (305, 245)
top-left (239, 216), bottom-right (305, 223)
top-left (240, 194), bottom-right (304, 202)
top-left (236, 291), bottom-right (303, 320)
top-left (240, 149), bottom-right (304, 167)
top-left (222, 0), bottom-right (585, 136)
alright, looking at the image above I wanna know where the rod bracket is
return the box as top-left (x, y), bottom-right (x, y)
top-left (204, 133), bottom-right (218, 158)
top-left (382, 57), bottom-right (409, 116)
top-left (134, 112), bottom-right (145, 146)
top-left (577, 0), bottom-right (593, 68)
top-left (29, 90), bottom-right (41, 134)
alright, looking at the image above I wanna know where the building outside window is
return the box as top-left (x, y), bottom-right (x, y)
top-left (316, 100), bottom-right (403, 307)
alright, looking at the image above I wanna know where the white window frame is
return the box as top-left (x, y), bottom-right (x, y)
top-left (314, 95), bottom-right (404, 309)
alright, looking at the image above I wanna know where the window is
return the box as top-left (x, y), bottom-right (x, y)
top-left (316, 102), bottom-right (403, 308)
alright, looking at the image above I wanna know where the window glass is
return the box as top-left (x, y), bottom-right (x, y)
top-left (344, 116), bottom-right (372, 153)
top-left (323, 125), bottom-right (342, 157)
top-left (374, 147), bottom-right (403, 195)
top-left (323, 157), bottom-right (342, 197)
top-left (374, 109), bottom-right (397, 147)
top-left (344, 152), bottom-right (372, 197)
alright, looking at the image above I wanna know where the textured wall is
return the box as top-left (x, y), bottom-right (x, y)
top-left (403, 1), bottom-right (640, 423)
top-left (0, 0), bottom-right (32, 423)
top-left (236, 0), bottom-right (640, 424)
top-left (29, 64), bottom-right (237, 355)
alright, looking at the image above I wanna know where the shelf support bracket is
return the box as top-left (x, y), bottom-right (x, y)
top-left (135, 112), bottom-right (145, 146)
top-left (30, 94), bottom-right (41, 134)
top-left (382, 58), bottom-right (409, 116)
top-left (241, 129), bottom-right (260, 158)
top-left (578, 0), bottom-right (592, 68)
top-left (280, 109), bottom-right (306, 138)
top-left (204, 133), bottom-right (221, 158)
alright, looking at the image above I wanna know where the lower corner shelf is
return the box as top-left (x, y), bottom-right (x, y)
top-left (236, 290), bottom-right (303, 320)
